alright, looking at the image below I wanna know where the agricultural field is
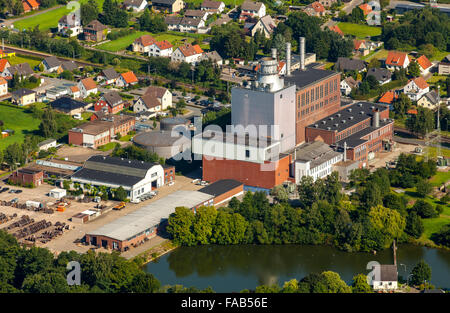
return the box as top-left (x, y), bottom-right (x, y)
top-left (337, 22), bottom-right (382, 39)
top-left (0, 104), bottom-right (41, 150)
top-left (97, 31), bottom-right (210, 52)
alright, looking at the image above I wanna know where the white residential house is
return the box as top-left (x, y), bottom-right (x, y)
top-left (240, 1), bottom-right (266, 20)
top-left (69, 85), bottom-right (81, 99)
top-left (371, 265), bottom-right (398, 291)
top-left (148, 41), bottom-right (173, 57)
top-left (185, 9), bottom-right (209, 21)
top-left (115, 71), bottom-right (138, 88)
top-left (250, 15), bottom-right (276, 38)
top-left (416, 55), bottom-right (433, 75)
top-left (38, 138), bottom-right (57, 151)
top-left (201, 0), bottom-right (225, 13)
top-left (132, 35), bottom-right (156, 53)
top-left (165, 16), bottom-right (205, 33)
top-left (134, 94), bottom-right (162, 113)
top-left (171, 44), bottom-right (204, 65)
top-left (78, 78), bottom-right (98, 98)
top-left (340, 76), bottom-right (359, 96)
top-left (385, 51), bottom-right (410, 71)
top-left (403, 77), bottom-right (430, 101)
top-left (123, 0), bottom-right (148, 12)
top-left (58, 14), bottom-right (83, 37)
top-left (146, 86), bottom-right (172, 110)
top-left (0, 77), bottom-right (7, 96)
top-left (96, 68), bottom-right (120, 85)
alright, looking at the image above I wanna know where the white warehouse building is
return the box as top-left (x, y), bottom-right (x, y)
top-left (291, 141), bottom-right (343, 183)
top-left (71, 155), bottom-right (164, 201)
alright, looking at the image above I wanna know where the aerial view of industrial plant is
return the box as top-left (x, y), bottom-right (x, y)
top-left (0, 0), bottom-right (448, 308)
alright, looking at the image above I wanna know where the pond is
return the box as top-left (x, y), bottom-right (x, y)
top-left (145, 244), bottom-right (450, 292)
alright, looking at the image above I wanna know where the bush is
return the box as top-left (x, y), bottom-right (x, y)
top-left (416, 179), bottom-right (433, 197)
top-left (411, 200), bottom-right (438, 218)
top-left (430, 224), bottom-right (450, 247)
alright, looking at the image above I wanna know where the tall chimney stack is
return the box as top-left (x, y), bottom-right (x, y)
top-left (271, 48), bottom-right (277, 60)
top-left (343, 142), bottom-right (347, 162)
top-left (286, 42), bottom-right (291, 77)
top-left (372, 108), bottom-right (380, 128)
top-left (300, 37), bottom-right (305, 71)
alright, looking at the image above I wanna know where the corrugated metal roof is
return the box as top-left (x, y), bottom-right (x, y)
top-left (87, 190), bottom-right (213, 241)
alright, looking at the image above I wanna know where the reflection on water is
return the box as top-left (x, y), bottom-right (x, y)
top-left (145, 244), bottom-right (450, 292)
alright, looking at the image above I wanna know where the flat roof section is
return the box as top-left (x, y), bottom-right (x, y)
top-left (334, 118), bottom-right (393, 148)
top-left (87, 190), bottom-right (214, 242)
top-left (199, 179), bottom-right (243, 197)
top-left (285, 67), bottom-right (338, 90)
top-left (307, 102), bottom-right (389, 132)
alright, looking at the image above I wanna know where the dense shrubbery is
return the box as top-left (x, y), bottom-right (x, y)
top-left (112, 144), bottom-right (165, 165)
top-left (0, 230), bottom-right (160, 293)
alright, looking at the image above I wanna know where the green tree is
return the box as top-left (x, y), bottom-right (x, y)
top-left (406, 107), bottom-right (434, 138)
top-left (351, 274), bottom-right (372, 293)
top-left (393, 93), bottom-right (411, 117)
top-left (411, 200), bottom-right (438, 218)
top-left (80, 0), bottom-right (99, 25)
top-left (167, 207), bottom-right (196, 246)
top-left (410, 260), bottom-right (431, 286)
top-left (270, 185), bottom-right (289, 203)
top-left (368, 205), bottom-right (406, 248)
top-left (321, 271), bottom-right (352, 293)
top-left (415, 178), bottom-right (433, 197)
top-left (405, 211), bottom-right (424, 239)
top-left (193, 206), bottom-right (217, 244)
top-left (408, 60), bottom-right (421, 77)
top-left (114, 186), bottom-right (127, 201)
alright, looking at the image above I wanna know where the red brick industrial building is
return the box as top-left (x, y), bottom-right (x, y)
top-left (9, 168), bottom-right (44, 187)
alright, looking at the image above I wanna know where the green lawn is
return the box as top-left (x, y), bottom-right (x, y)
top-left (97, 31), bottom-right (210, 52)
top-left (337, 22), bottom-right (382, 39)
top-left (119, 135), bottom-right (133, 142)
top-left (14, 6), bottom-right (72, 31)
top-left (430, 171), bottom-right (450, 187)
top-left (0, 104), bottom-right (41, 150)
top-left (6, 54), bottom-right (42, 69)
top-left (427, 75), bottom-right (448, 84)
top-left (97, 142), bottom-right (117, 151)
top-left (13, 0), bottom-right (107, 32)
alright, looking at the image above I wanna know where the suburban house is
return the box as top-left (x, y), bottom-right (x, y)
top-left (240, 1), bottom-right (266, 20)
top-left (359, 3), bottom-right (372, 15)
top-left (78, 77), bottom-right (98, 98)
top-left (132, 35), bottom-right (156, 53)
top-left (94, 91), bottom-right (125, 114)
top-left (416, 55), bottom-right (433, 74)
top-left (148, 40), bottom-right (173, 57)
top-left (3, 63), bottom-right (34, 79)
top-left (165, 16), bottom-right (206, 33)
top-left (340, 76), bottom-right (359, 96)
top-left (171, 43), bottom-right (204, 64)
top-left (201, 0), bottom-right (225, 13)
top-left (83, 20), bottom-right (107, 42)
top-left (335, 57), bottom-right (366, 72)
top-left (328, 25), bottom-right (343, 36)
top-left (371, 264), bottom-right (398, 291)
top-left (135, 86), bottom-right (173, 112)
top-left (97, 68), bottom-right (120, 85)
top-left (123, 0), bottom-right (148, 11)
top-left (152, 0), bottom-right (184, 13)
top-left (11, 88), bottom-right (36, 106)
top-left (41, 56), bottom-right (63, 73)
top-left (68, 115), bottom-right (135, 148)
top-left (367, 68), bottom-right (392, 85)
top-left (0, 59), bottom-right (11, 75)
top-left (58, 14), bottom-right (83, 37)
top-left (69, 86), bottom-right (81, 99)
top-left (417, 90), bottom-right (440, 110)
top-left (49, 96), bottom-right (89, 115)
top-left (200, 51), bottom-right (223, 66)
top-left (385, 51), bottom-right (410, 71)
top-left (250, 15), bottom-right (276, 38)
top-left (403, 77), bottom-right (430, 101)
top-left (22, 0), bottom-right (40, 13)
top-left (378, 91), bottom-right (398, 106)
top-left (319, 0), bottom-right (337, 7)
top-left (304, 1), bottom-right (326, 17)
top-left (185, 9), bottom-right (209, 21)
top-left (438, 55), bottom-right (450, 75)
top-left (0, 77), bottom-right (8, 96)
top-left (353, 40), bottom-right (370, 56)
top-left (116, 71), bottom-right (139, 88)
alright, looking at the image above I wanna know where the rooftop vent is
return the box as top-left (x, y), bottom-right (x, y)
top-left (360, 111), bottom-right (365, 114)
top-left (334, 123), bottom-right (338, 127)
top-left (358, 103), bottom-right (363, 107)
top-left (336, 113), bottom-right (341, 117)
top-left (348, 108), bottom-right (352, 112)
top-left (341, 120), bottom-right (346, 123)
top-left (327, 127), bottom-right (331, 130)
top-left (329, 117), bottom-right (334, 120)
top-left (349, 116), bottom-right (354, 120)
top-left (322, 121), bottom-right (326, 124)
top-left (371, 106), bottom-right (375, 110)
top-left (314, 124), bottom-right (318, 128)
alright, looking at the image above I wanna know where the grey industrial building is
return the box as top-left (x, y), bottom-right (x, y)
top-left (132, 130), bottom-right (191, 159)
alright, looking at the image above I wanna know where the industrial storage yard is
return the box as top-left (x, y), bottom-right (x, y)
top-left (0, 173), bottom-right (206, 255)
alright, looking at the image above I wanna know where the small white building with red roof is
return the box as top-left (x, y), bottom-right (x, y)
top-left (403, 77), bottom-right (430, 101)
top-left (148, 40), bottom-right (173, 57)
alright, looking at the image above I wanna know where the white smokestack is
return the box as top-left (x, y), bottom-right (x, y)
top-left (300, 37), bottom-right (305, 71)
top-left (271, 48), bottom-right (277, 60)
top-left (343, 142), bottom-right (347, 162)
top-left (286, 42), bottom-right (291, 77)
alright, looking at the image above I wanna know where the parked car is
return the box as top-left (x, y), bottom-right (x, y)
top-left (8, 189), bottom-right (15, 193)
top-left (168, 181), bottom-right (175, 186)
top-left (14, 190), bottom-right (22, 194)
